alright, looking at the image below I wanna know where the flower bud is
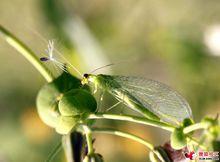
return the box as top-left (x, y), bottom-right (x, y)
top-left (59, 89), bottom-right (97, 116)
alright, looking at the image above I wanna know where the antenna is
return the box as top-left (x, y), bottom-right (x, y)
top-left (89, 59), bottom-right (136, 74)
top-left (89, 63), bottom-right (115, 73)
top-left (53, 46), bottom-right (83, 77)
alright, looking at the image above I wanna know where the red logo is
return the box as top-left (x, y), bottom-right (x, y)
top-left (184, 151), bottom-right (196, 160)
top-left (184, 151), bottom-right (219, 160)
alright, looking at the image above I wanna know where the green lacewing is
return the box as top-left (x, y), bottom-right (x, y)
top-left (81, 74), bottom-right (192, 125)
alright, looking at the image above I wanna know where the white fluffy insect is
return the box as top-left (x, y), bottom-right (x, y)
top-left (40, 40), bottom-right (69, 73)
top-left (40, 40), bottom-right (82, 76)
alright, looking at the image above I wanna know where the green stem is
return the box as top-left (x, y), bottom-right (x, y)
top-left (0, 24), bottom-right (54, 82)
top-left (88, 113), bottom-right (209, 150)
top-left (183, 123), bottom-right (206, 134)
top-left (82, 125), bottom-right (94, 155)
top-left (89, 113), bottom-right (209, 134)
top-left (88, 113), bottom-right (175, 132)
top-left (92, 127), bottom-right (154, 151)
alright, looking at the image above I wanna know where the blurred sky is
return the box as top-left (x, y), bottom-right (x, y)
top-left (0, 0), bottom-right (220, 162)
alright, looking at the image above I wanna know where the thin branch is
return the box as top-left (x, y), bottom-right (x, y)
top-left (88, 113), bottom-right (175, 132)
top-left (82, 125), bottom-right (94, 155)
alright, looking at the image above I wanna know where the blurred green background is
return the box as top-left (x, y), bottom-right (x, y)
top-left (0, 0), bottom-right (220, 162)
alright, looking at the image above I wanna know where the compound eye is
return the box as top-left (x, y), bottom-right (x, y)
top-left (84, 74), bottom-right (89, 78)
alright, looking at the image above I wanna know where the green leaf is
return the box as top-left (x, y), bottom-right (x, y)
top-left (170, 128), bottom-right (187, 150)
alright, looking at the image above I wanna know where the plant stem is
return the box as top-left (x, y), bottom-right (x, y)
top-left (0, 24), bottom-right (54, 82)
top-left (82, 125), bottom-right (94, 155)
top-left (89, 113), bottom-right (209, 134)
top-left (88, 113), bottom-right (175, 132)
top-left (62, 135), bottom-right (74, 162)
top-left (88, 113), bottom-right (210, 150)
top-left (183, 123), bottom-right (206, 134)
top-left (92, 127), bottom-right (154, 151)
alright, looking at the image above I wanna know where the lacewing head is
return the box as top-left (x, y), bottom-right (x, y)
top-left (40, 57), bottom-right (50, 62)
top-left (81, 74), bottom-right (89, 85)
top-left (83, 73), bottom-right (89, 78)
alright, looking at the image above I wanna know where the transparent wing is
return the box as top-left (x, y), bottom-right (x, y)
top-left (111, 76), bottom-right (192, 124)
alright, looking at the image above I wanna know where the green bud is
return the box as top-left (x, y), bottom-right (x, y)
top-left (36, 72), bottom-right (90, 129)
top-left (36, 82), bottom-right (62, 128)
top-left (59, 89), bottom-right (97, 116)
top-left (171, 128), bottom-right (187, 150)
